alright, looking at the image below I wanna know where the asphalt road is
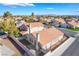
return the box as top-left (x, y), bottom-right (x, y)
top-left (58, 28), bottom-right (79, 56)
top-left (59, 28), bottom-right (78, 37)
top-left (61, 38), bottom-right (79, 56)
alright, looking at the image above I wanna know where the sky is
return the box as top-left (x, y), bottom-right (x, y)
top-left (0, 3), bottom-right (79, 15)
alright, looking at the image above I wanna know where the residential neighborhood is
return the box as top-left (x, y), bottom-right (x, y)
top-left (0, 3), bottom-right (79, 56)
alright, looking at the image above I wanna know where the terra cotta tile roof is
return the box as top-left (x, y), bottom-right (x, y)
top-left (32, 28), bottom-right (64, 46)
top-left (30, 22), bottom-right (43, 28)
top-left (20, 22), bottom-right (44, 35)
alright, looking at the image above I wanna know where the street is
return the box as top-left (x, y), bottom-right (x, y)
top-left (58, 28), bottom-right (79, 56)
top-left (62, 38), bottom-right (79, 56)
top-left (58, 28), bottom-right (78, 37)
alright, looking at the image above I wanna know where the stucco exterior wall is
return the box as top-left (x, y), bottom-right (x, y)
top-left (42, 34), bottom-right (64, 50)
top-left (30, 27), bottom-right (44, 33)
top-left (44, 37), bottom-right (76, 56)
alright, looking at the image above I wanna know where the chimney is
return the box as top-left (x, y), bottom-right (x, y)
top-left (36, 33), bottom-right (40, 42)
top-left (29, 23), bottom-right (31, 34)
top-left (28, 23), bottom-right (31, 43)
top-left (35, 33), bottom-right (40, 51)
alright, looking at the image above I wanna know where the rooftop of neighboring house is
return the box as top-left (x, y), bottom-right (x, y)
top-left (0, 38), bottom-right (21, 56)
top-left (32, 28), bottom-right (64, 46)
top-left (14, 16), bottom-right (23, 20)
top-left (68, 20), bottom-right (79, 27)
top-left (15, 20), bottom-right (26, 28)
top-left (46, 18), bottom-right (53, 22)
top-left (20, 22), bottom-right (44, 35)
top-left (55, 18), bottom-right (66, 24)
top-left (27, 22), bottom-right (44, 28)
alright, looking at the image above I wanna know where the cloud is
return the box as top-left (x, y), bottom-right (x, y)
top-left (0, 0), bottom-right (35, 7)
top-left (45, 8), bottom-right (54, 10)
top-left (3, 3), bottom-right (35, 7)
top-left (74, 10), bottom-right (79, 12)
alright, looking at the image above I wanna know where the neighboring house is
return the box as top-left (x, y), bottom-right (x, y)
top-left (64, 19), bottom-right (72, 22)
top-left (55, 18), bottom-right (66, 24)
top-left (33, 16), bottom-right (40, 22)
top-left (68, 20), bottom-right (79, 28)
top-left (20, 22), bottom-right (44, 35)
top-left (30, 22), bottom-right (44, 32)
top-left (59, 23), bottom-right (71, 28)
top-left (51, 18), bottom-right (73, 28)
top-left (51, 20), bottom-right (60, 27)
top-left (14, 16), bottom-right (22, 21)
top-left (16, 20), bottom-right (28, 31)
top-left (43, 22), bottom-right (50, 28)
top-left (47, 18), bottom-right (53, 23)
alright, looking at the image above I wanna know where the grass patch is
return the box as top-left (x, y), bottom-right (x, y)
top-left (65, 27), bottom-right (79, 32)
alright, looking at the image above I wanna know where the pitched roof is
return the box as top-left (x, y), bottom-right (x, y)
top-left (20, 22), bottom-right (44, 35)
top-left (32, 28), bottom-right (64, 46)
top-left (68, 20), bottom-right (79, 27)
top-left (55, 18), bottom-right (66, 24)
top-left (30, 22), bottom-right (43, 28)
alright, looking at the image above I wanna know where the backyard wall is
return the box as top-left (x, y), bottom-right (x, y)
top-left (44, 37), bottom-right (76, 56)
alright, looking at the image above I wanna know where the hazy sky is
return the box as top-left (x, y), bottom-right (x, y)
top-left (0, 3), bottom-right (79, 15)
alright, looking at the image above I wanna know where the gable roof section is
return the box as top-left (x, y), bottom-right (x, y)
top-left (32, 28), bottom-right (64, 46)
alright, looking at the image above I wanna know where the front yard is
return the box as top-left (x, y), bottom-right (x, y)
top-left (65, 27), bottom-right (79, 32)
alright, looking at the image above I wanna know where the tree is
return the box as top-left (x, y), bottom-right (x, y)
top-left (22, 16), bottom-right (29, 22)
top-left (1, 19), bottom-right (10, 32)
top-left (0, 18), bottom-right (20, 37)
top-left (0, 11), bottom-right (20, 37)
top-left (31, 12), bottom-right (34, 17)
top-left (8, 19), bottom-right (20, 37)
top-left (3, 11), bottom-right (13, 19)
top-left (23, 16), bottom-right (33, 23)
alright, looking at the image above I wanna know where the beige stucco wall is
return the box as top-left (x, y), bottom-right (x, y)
top-left (42, 34), bottom-right (64, 50)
